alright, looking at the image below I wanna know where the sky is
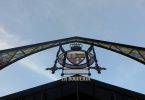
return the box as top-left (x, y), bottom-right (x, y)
top-left (0, 0), bottom-right (145, 96)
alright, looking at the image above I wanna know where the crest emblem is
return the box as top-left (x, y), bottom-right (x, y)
top-left (46, 43), bottom-right (106, 76)
top-left (67, 51), bottom-right (85, 65)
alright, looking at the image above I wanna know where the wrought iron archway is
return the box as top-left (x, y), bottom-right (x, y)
top-left (0, 36), bottom-right (145, 70)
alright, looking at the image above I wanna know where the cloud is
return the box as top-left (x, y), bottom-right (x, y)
top-left (19, 59), bottom-right (57, 80)
top-left (0, 26), bottom-right (57, 80)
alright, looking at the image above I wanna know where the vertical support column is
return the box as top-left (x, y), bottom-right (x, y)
top-left (85, 51), bottom-right (91, 76)
top-left (112, 92), bottom-right (117, 100)
top-left (61, 51), bottom-right (67, 77)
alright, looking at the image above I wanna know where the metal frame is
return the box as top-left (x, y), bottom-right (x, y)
top-left (0, 36), bottom-right (145, 70)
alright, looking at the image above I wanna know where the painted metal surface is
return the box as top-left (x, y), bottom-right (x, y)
top-left (0, 36), bottom-right (145, 69)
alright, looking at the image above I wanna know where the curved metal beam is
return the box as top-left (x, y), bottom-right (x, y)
top-left (0, 36), bottom-right (145, 70)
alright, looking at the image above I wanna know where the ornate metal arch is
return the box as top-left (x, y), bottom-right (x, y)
top-left (0, 36), bottom-right (145, 70)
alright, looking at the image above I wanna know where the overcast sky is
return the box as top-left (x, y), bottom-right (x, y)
top-left (0, 0), bottom-right (145, 96)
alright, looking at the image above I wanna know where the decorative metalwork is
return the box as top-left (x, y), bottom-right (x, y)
top-left (0, 36), bottom-right (145, 70)
top-left (46, 43), bottom-right (106, 76)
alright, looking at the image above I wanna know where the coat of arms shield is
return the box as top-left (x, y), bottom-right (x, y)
top-left (67, 51), bottom-right (85, 65)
